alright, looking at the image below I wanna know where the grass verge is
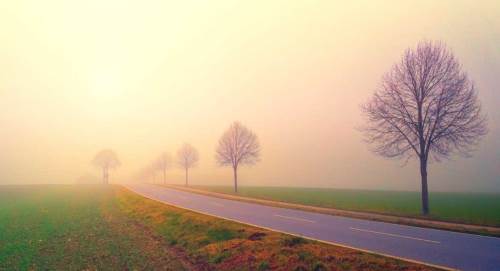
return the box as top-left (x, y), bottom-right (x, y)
top-left (163, 184), bottom-right (500, 237)
top-left (1, 184), bottom-right (442, 270)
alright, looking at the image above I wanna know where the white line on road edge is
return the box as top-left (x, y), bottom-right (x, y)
top-left (123, 185), bottom-right (456, 271)
top-left (350, 227), bottom-right (441, 244)
top-left (274, 214), bottom-right (316, 223)
top-left (210, 202), bottom-right (224, 207)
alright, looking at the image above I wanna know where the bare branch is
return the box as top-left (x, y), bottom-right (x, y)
top-left (215, 122), bottom-right (260, 168)
top-left (361, 41), bottom-right (487, 162)
top-left (177, 143), bottom-right (199, 170)
top-left (91, 149), bottom-right (120, 184)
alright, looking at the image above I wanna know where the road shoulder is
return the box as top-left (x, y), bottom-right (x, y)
top-left (158, 183), bottom-right (500, 237)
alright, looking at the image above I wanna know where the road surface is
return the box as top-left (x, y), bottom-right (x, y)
top-left (125, 183), bottom-right (500, 271)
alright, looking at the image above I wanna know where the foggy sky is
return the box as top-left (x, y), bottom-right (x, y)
top-left (0, 0), bottom-right (499, 192)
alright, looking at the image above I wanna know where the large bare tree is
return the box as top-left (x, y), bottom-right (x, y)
top-left (216, 122), bottom-right (260, 192)
top-left (92, 149), bottom-right (121, 184)
top-left (361, 41), bottom-right (487, 215)
top-left (177, 143), bottom-right (199, 186)
top-left (154, 152), bottom-right (171, 184)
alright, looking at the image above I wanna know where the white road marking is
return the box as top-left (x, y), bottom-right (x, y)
top-left (210, 202), bottom-right (224, 207)
top-left (125, 185), bottom-right (455, 271)
top-left (274, 214), bottom-right (316, 223)
top-left (350, 227), bottom-right (440, 244)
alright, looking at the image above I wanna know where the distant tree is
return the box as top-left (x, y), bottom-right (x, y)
top-left (177, 143), bottom-right (199, 186)
top-left (154, 152), bottom-right (171, 184)
top-left (216, 122), bottom-right (260, 192)
top-left (361, 41), bottom-right (487, 215)
top-left (92, 149), bottom-right (121, 184)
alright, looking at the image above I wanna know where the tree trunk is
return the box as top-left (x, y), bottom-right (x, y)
top-left (102, 167), bottom-right (109, 184)
top-left (185, 168), bottom-right (188, 186)
top-left (233, 166), bottom-right (238, 193)
top-left (419, 157), bottom-right (429, 215)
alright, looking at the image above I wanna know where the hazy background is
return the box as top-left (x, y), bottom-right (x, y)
top-left (0, 0), bottom-right (499, 192)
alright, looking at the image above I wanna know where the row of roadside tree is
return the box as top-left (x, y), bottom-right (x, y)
top-left (91, 121), bottom-right (260, 192)
top-left (90, 41), bottom-right (488, 215)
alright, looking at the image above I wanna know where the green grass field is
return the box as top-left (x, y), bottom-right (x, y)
top-left (192, 186), bottom-right (500, 227)
top-left (0, 185), bottom-right (437, 271)
top-left (0, 185), bottom-right (186, 270)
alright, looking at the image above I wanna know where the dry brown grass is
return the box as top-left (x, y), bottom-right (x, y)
top-left (116, 186), bottom-right (442, 271)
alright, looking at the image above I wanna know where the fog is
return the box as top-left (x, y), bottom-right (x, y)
top-left (1, 1), bottom-right (499, 192)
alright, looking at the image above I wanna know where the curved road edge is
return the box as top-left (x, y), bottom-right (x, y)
top-left (122, 183), bottom-right (458, 271)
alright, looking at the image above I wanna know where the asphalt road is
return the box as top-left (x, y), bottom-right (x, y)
top-left (125, 183), bottom-right (500, 271)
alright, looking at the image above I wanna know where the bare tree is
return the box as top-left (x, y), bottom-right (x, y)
top-left (216, 122), bottom-right (260, 192)
top-left (177, 143), bottom-right (199, 186)
top-left (92, 149), bottom-right (121, 184)
top-left (154, 152), bottom-right (171, 184)
top-left (361, 41), bottom-right (487, 215)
